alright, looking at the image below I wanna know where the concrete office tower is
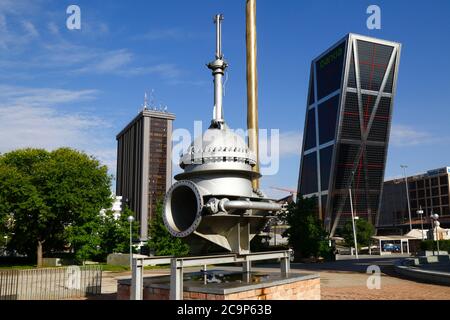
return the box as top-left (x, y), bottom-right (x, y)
top-left (379, 167), bottom-right (450, 234)
top-left (297, 34), bottom-right (401, 237)
top-left (116, 107), bottom-right (175, 241)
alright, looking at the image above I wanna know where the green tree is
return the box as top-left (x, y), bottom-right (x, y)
top-left (0, 148), bottom-right (112, 267)
top-left (282, 197), bottom-right (332, 261)
top-left (341, 218), bottom-right (375, 249)
top-left (148, 201), bottom-right (190, 256)
top-left (95, 206), bottom-right (139, 261)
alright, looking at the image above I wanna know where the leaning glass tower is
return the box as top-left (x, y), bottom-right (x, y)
top-left (297, 34), bottom-right (401, 236)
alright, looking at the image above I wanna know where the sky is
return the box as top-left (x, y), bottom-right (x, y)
top-left (0, 0), bottom-right (449, 199)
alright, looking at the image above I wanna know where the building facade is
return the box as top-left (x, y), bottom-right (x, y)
top-left (379, 167), bottom-right (450, 233)
top-left (116, 109), bottom-right (175, 240)
top-left (297, 34), bottom-right (401, 237)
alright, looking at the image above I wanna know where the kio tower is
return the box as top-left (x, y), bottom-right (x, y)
top-left (297, 34), bottom-right (401, 236)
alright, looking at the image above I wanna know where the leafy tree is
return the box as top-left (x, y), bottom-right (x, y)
top-left (341, 218), bottom-right (375, 249)
top-left (148, 201), bottom-right (190, 256)
top-left (95, 206), bottom-right (139, 261)
top-left (282, 197), bottom-right (333, 261)
top-left (0, 148), bottom-right (112, 267)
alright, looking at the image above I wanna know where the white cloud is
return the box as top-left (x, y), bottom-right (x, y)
top-left (0, 85), bottom-right (116, 174)
top-left (135, 28), bottom-right (200, 41)
top-left (390, 124), bottom-right (434, 147)
top-left (47, 22), bottom-right (59, 35)
top-left (22, 20), bottom-right (38, 38)
top-left (124, 63), bottom-right (182, 79)
top-left (278, 131), bottom-right (303, 157)
top-left (0, 85), bottom-right (97, 107)
top-left (76, 49), bottom-right (134, 74)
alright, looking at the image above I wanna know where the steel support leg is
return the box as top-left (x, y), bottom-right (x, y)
top-left (281, 253), bottom-right (290, 276)
top-left (131, 258), bottom-right (143, 300)
top-left (170, 259), bottom-right (183, 300)
top-left (242, 259), bottom-right (251, 273)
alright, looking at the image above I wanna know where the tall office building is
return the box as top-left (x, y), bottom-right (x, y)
top-left (379, 167), bottom-right (450, 233)
top-left (297, 34), bottom-right (401, 237)
top-left (116, 108), bottom-right (175, 240)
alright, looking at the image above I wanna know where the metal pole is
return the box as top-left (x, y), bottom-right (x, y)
top-left (246, 0), bottom-right (260, 190)
top-left (436, 223), bottom-right (440, 255)
top-left (421, 215), bottom-right (424, 241)
top-left (349, 188), bottom-right (359, 259)
top-left (131, 258), bottom-right (143, 300)
top-left (129, 220), bottom-right (132, 269)
top-left (401, 165), bottom-right (412, 231)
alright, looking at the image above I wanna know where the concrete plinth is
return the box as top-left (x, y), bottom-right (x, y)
top-left (117, 271), bottom-right (320, 300)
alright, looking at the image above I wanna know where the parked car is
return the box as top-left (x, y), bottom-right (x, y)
top-left (383, 243), bottom-right (400, 252)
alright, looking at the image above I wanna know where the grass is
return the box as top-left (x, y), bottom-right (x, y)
top-left (0, 264), bottom-right (36, 270)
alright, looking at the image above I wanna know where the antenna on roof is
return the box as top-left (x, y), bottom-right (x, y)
top-left (143, 92), bottom-right (149, 110)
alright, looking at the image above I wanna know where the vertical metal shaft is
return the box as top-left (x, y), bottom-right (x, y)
top-left (349, 188), bottom-right (359, 259)
top-left (246, 0), bottom-right (260, 190)
top-left (129, 220), bottom-right (132, 270)
top-left (216, 14), bottom-right (222, 59)
top-left (208, 14), bottom-right (226, 123)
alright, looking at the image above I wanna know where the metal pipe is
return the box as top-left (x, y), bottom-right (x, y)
top-left (215, 14), bottom-right (222, 59)
top-left (208, 14), bottom-right (226, 123)
top-left (246, 0), bottom-right (260, 189)
top-left (221, 199), bottom-right (284, 212)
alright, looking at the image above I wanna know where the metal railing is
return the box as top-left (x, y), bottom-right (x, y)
top-left (131, 250), bottom-right (292, 300)
top-left (0, 265), bottom-right (102, 300)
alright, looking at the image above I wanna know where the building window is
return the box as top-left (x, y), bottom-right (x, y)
top-left (304, 109), bottom-right (316, 151)
top-left (318, 95), bottom-right (340, 145)
top-left (320, 145), bottom-right (334, 192)
top-left (300, 152), bottom-right (318, 195)
top-left (418, 190), bottom-right (425, 198)
top-left (431, 177), bottom-right (438, 186)
top-left (417, 180), bottom-right (424, 189)
top-left (432, 188), bottom-right (439, 197)
top-left (316, 41), bottom-right (346, 100)
top-left (356, 40), bottom-right (393, 92)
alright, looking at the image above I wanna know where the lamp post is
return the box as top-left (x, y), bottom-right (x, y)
top-left (400, 165), bottom-right (413, 231)
top-left (416, 206), bottom-right (424, 241)
top-left (349, 187), bottom-right (359, 259)
top-left (127, 215), bottom-right (135, 270)
top-left (431, 213), bottom-right (440, 256)
top-left (3, 235), bottom-right (7, 255)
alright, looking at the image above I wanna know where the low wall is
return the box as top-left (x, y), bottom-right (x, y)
top-left (395, 257), bottom-right (450, 286)
top-left (117, 272), bottom-right (320, 300)
top-left (106, 253), bottom-right (148, 267)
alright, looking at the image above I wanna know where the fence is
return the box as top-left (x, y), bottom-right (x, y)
top-left (0, 265), bottom-right (102, 300)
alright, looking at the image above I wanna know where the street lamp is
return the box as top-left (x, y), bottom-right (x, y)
top-left (431, 213), bottom-right (440, 256)
top-left (416, 206), bottom-right (424, 241)
top-left (348, 184), bottom-right (359, 260)
top-left (400, 165), bottom-right (413, 231)
top-left (127, 215), bottom-right (135, 269)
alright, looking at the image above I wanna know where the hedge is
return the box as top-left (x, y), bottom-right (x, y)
top-left (420, 240), bottom-right (450, 252)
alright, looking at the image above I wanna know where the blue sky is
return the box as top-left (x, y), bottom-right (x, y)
top-left (0, 0), bottom-right (449, 198)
